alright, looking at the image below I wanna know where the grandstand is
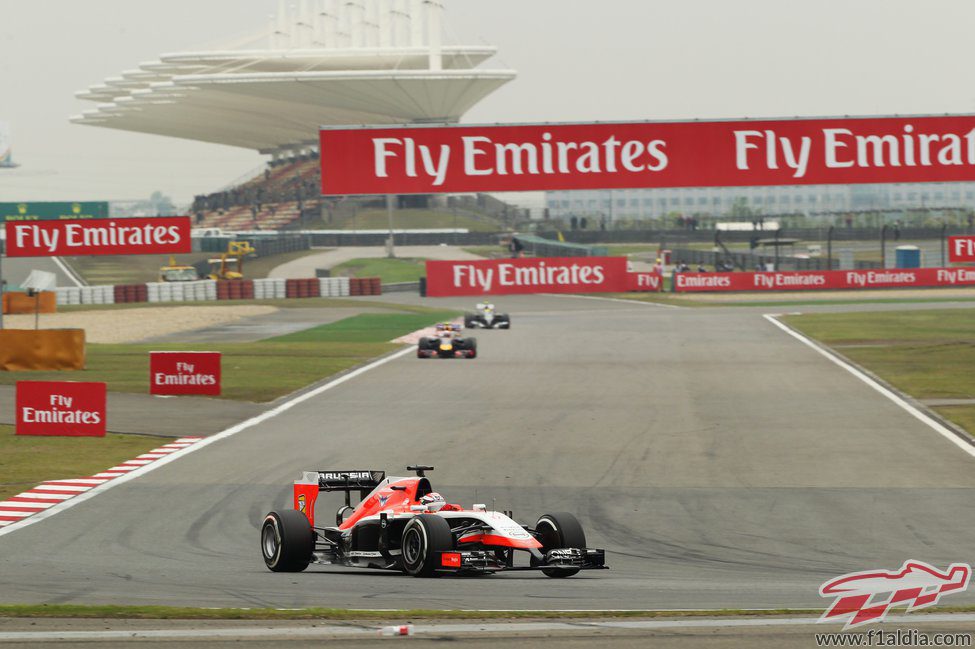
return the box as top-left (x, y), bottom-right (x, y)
top-left (72, 0), bottom-right (516, 230)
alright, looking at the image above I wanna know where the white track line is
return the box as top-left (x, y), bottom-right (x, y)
top-left (0, 345), bottom-right (417, 538)
top-left (1, 614), bottom-right (973, 641)
top-left (764, 314), bottom-right (975, 459)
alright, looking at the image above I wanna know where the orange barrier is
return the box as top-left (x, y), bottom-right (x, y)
top-left (2, 291), bottom-right (57, 315)
top-left (0, 329), bottom-right (86, 371)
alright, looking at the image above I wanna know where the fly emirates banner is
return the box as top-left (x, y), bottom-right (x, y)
top-left (320, 115), bottom-right (975, 194)
top-left (425, 257), bottom-right (631, 297)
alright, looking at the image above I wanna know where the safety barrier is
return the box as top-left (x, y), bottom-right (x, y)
top-left (53, 285), bottom-right (118, 305)
top-left (2, 291), bottom-right (58, 314)
top-left (51, 276), bottom-right (375, 305)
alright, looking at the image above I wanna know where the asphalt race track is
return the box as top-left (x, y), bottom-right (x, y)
top-left (1, 294), bottom-right (974, 610)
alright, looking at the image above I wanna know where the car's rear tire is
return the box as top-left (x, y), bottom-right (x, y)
top-left (533, 512), bottom-right (586, 577)
top-left (464, 337), bottom-right (477, 358)
top-left (401, 514), bottom-right (453, 577)
top-left (261, 510), bottom-right (315, 572)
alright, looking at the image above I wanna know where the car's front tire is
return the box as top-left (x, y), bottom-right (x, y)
top-left (533, 512), bottom-right (586, 578)
top-left (261, 510), bottom-right (315, 572)
top-left (401, 515), bottom-right (453, 577)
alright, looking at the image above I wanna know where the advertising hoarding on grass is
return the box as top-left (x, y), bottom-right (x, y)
top-left (321, 115), bottom-right (975, 195)
top-left (149, 352), bottom-right (221, 396)
top-left (15, 381), bottom-right (107, 437)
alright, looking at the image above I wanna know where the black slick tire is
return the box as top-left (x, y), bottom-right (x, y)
top-left (261, 510), bottom-right (315, 572)
top-left (401, 514), bottom-right (453, 577)
top-left (533, 512), bottom-right (586, 578)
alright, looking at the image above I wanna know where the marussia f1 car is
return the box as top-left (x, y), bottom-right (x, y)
top-left (464, 303), bottom-right (511, 329)
top-left (261, 466), bottom-right (606, 577)
top-left (417, 323), bottom-right (476, 359)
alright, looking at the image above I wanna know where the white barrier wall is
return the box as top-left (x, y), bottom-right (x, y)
top-left (54, 285), bottom-right (114, 306)
top-left (319, 277), bottom-right (351, 297)
top-left (146, 280), bottom-right (217, 303)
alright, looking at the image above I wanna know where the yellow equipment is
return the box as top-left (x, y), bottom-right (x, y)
top-left (207, 240), bottom-right (256, 280)
top-left (159, 256), bottom-right (200, 282)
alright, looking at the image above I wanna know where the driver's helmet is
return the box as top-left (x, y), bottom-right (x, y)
top-left (420, 492), bottom-right (446, 512)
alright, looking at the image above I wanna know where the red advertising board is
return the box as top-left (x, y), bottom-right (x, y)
top-left (321, 115), bottom-right (975, 195)
top-left (149, 352), bottom-right (221, 396)
top-left (4, 216), bottom-right (192, 258)
top-left (425, 256), bottom-right (629, 297)
top-left (626, 271), bottom-right (664, 292)
top-left (15, 381), bottom-right (106, 437)
top-left (948, 236), bottom-right (975, 262)
top-left (673, 267), bottom-right (975, 292)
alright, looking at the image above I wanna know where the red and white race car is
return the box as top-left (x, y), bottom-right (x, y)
top-left (261, 466), bottom-right (606, 577)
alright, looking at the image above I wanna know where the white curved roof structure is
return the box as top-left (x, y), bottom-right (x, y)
top-left (71, 0), bottom-right (516, 155)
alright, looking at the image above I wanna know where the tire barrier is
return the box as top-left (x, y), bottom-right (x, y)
top-left (112, 284), bottom-right (148, 304)
top-left (319, 277), bottom-right (351, 297)
top-left (54, 285), bottom-right (118, 306)
top-left (215, 280), bottom-right (255, 300)
top-left (253, 278), bottom-right (287, 299)
top-left (348, 277), bottom-right (382, 296)
top-left (51, 276), bottom-right (378, 306)
top-left (285, 278), bottom-right (320, 298)
top-left (145, 280), bottom-right (217, 303)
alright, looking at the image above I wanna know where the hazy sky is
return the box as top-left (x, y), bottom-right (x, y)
top-left (2, 0), bottom-right (975, 206)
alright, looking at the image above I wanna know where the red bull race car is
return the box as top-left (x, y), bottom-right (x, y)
top-left (417, 323), bottom-right (477, 359)
top-left (260, 466), bottom-right (606, 577)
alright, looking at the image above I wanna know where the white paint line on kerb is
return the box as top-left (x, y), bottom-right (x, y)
top-left (0, 345), bottom-right (417, 538)
top-left (764, 313), bottom-right (975, 460)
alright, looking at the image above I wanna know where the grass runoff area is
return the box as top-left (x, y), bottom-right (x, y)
top-left (331, 257), bottom-right (427, 283)
top-left (0, 307), bottom-right (458, 402)
top-left (0, 424), bottom-right (169, 501)
top-left (783, 308), bottom-right (975, 434)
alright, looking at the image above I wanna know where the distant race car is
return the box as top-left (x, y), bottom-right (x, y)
top-left (261, 465), bottom-right (606, 577)
top-left (464, 303), bottom-right (510, 329)
top-left (417, 323), bottom-right (477, 359)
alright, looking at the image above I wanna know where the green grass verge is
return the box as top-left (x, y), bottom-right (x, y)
top-left (0, 309), bottom-right (459, 402)
top-left (1, 603), bottom-right (973, 620)
top-left (783, 308), bottom-right (975, 404)
top-left (0, 425), bottom-right (170, 501)
top-left (604, 244), bottom-right (659, 256)
top-left (331, 257), bottom-right (427, 283)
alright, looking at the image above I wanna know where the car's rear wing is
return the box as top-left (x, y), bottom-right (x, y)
top-left (315, 470), bottom-right (386, 492)
top-left (293, 470), bottom-right (386, 527)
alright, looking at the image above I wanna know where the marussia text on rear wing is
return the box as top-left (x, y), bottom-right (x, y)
top-left (315, 470), bottom-right (386, 491)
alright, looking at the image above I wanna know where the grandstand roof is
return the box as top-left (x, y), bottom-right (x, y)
top-left (71, 1), bottom-right (516, 154)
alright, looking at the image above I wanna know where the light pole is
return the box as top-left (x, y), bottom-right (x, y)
top-left (386, 193), bottom-right (396, 258)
